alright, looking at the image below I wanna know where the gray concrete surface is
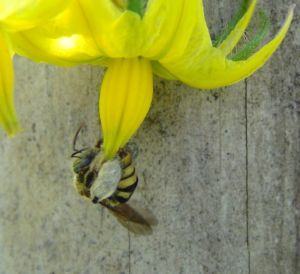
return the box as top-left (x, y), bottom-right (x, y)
top-left (0, 1), bottom-right (299, 273)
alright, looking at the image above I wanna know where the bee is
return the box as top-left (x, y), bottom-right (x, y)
top-left (71, 126), bottom-right (156, 235)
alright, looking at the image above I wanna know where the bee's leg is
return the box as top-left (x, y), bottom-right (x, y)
top-left (95, 139), bottom-right (103, 148)
top-left (73, 176), bottom-right (90, 199)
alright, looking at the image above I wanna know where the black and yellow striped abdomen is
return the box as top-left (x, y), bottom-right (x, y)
top-left (104, 149), bottom-right (138, 207)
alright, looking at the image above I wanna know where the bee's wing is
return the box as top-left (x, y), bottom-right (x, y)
top-left (101, 202), bottom-right (157, 235)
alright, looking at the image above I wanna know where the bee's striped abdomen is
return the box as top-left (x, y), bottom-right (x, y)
top-left (106, 150), bottom-right (138, 207)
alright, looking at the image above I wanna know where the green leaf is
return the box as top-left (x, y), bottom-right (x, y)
top-left (213, 0), bottom-right (250, 47)
top-left (229, 10), bottom-right (270, 61)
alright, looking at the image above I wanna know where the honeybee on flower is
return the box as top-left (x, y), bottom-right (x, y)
top-left (0, 0), bottom-right (295, 217)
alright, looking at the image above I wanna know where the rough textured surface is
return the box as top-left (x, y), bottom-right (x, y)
top-left (0, 1), bottom-right (299, 273)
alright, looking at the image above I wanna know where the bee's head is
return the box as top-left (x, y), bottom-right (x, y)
top-left (71, 124), bottom-right (103, 174)
top-left (72, 148), bottom-right (99, 174)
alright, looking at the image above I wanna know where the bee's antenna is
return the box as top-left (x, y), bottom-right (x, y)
top-left (73, 123), bottom-right (86, 152)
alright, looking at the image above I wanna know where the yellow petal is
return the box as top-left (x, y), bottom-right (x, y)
top-left (142, 0), bottom-right (211, 60)
top-left (141, 0), bottom-right (186, 58)
top-left (9, 0), bottom-right (144, 61)
top-left (7, 1), bottom-right (106, 66)
top-left (151, 61), bottom-right (177, 80)
top-left (0, 0), bottom-right (71, 31)
top-left (0, 32), bottom-right (20, 136)
top-left (100, 58), bottom-right (153, 159)
top-left (160, 5), bottom-right (294, 89)
top-left (77, 0), bottom-right (143, 57)
top-left (218, 0), bottom-right (257, 56)
top-left (102, 10), bottom-right (143, 57)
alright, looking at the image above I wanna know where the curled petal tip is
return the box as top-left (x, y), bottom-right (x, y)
top-left (5, 123), bottom-right (22, 138)
top-left (0, 32), bottom-right (21, 137)
top-left (160, 1), bottom-right (295, 90)
top-left (0, 103), bottom-right (21, 137)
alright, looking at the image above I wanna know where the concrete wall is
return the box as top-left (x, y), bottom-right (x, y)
top-left (0, 1), bottom-right (299, 273)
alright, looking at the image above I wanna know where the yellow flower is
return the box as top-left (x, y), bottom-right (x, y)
top-left (0, 0), bottom-right (295, 159)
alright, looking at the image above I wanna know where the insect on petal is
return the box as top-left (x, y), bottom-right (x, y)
top-left (100, 58), bottom-right (153, 159)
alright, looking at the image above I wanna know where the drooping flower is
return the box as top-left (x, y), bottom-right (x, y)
top-left (0, 0), bottom-right (295, 159)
